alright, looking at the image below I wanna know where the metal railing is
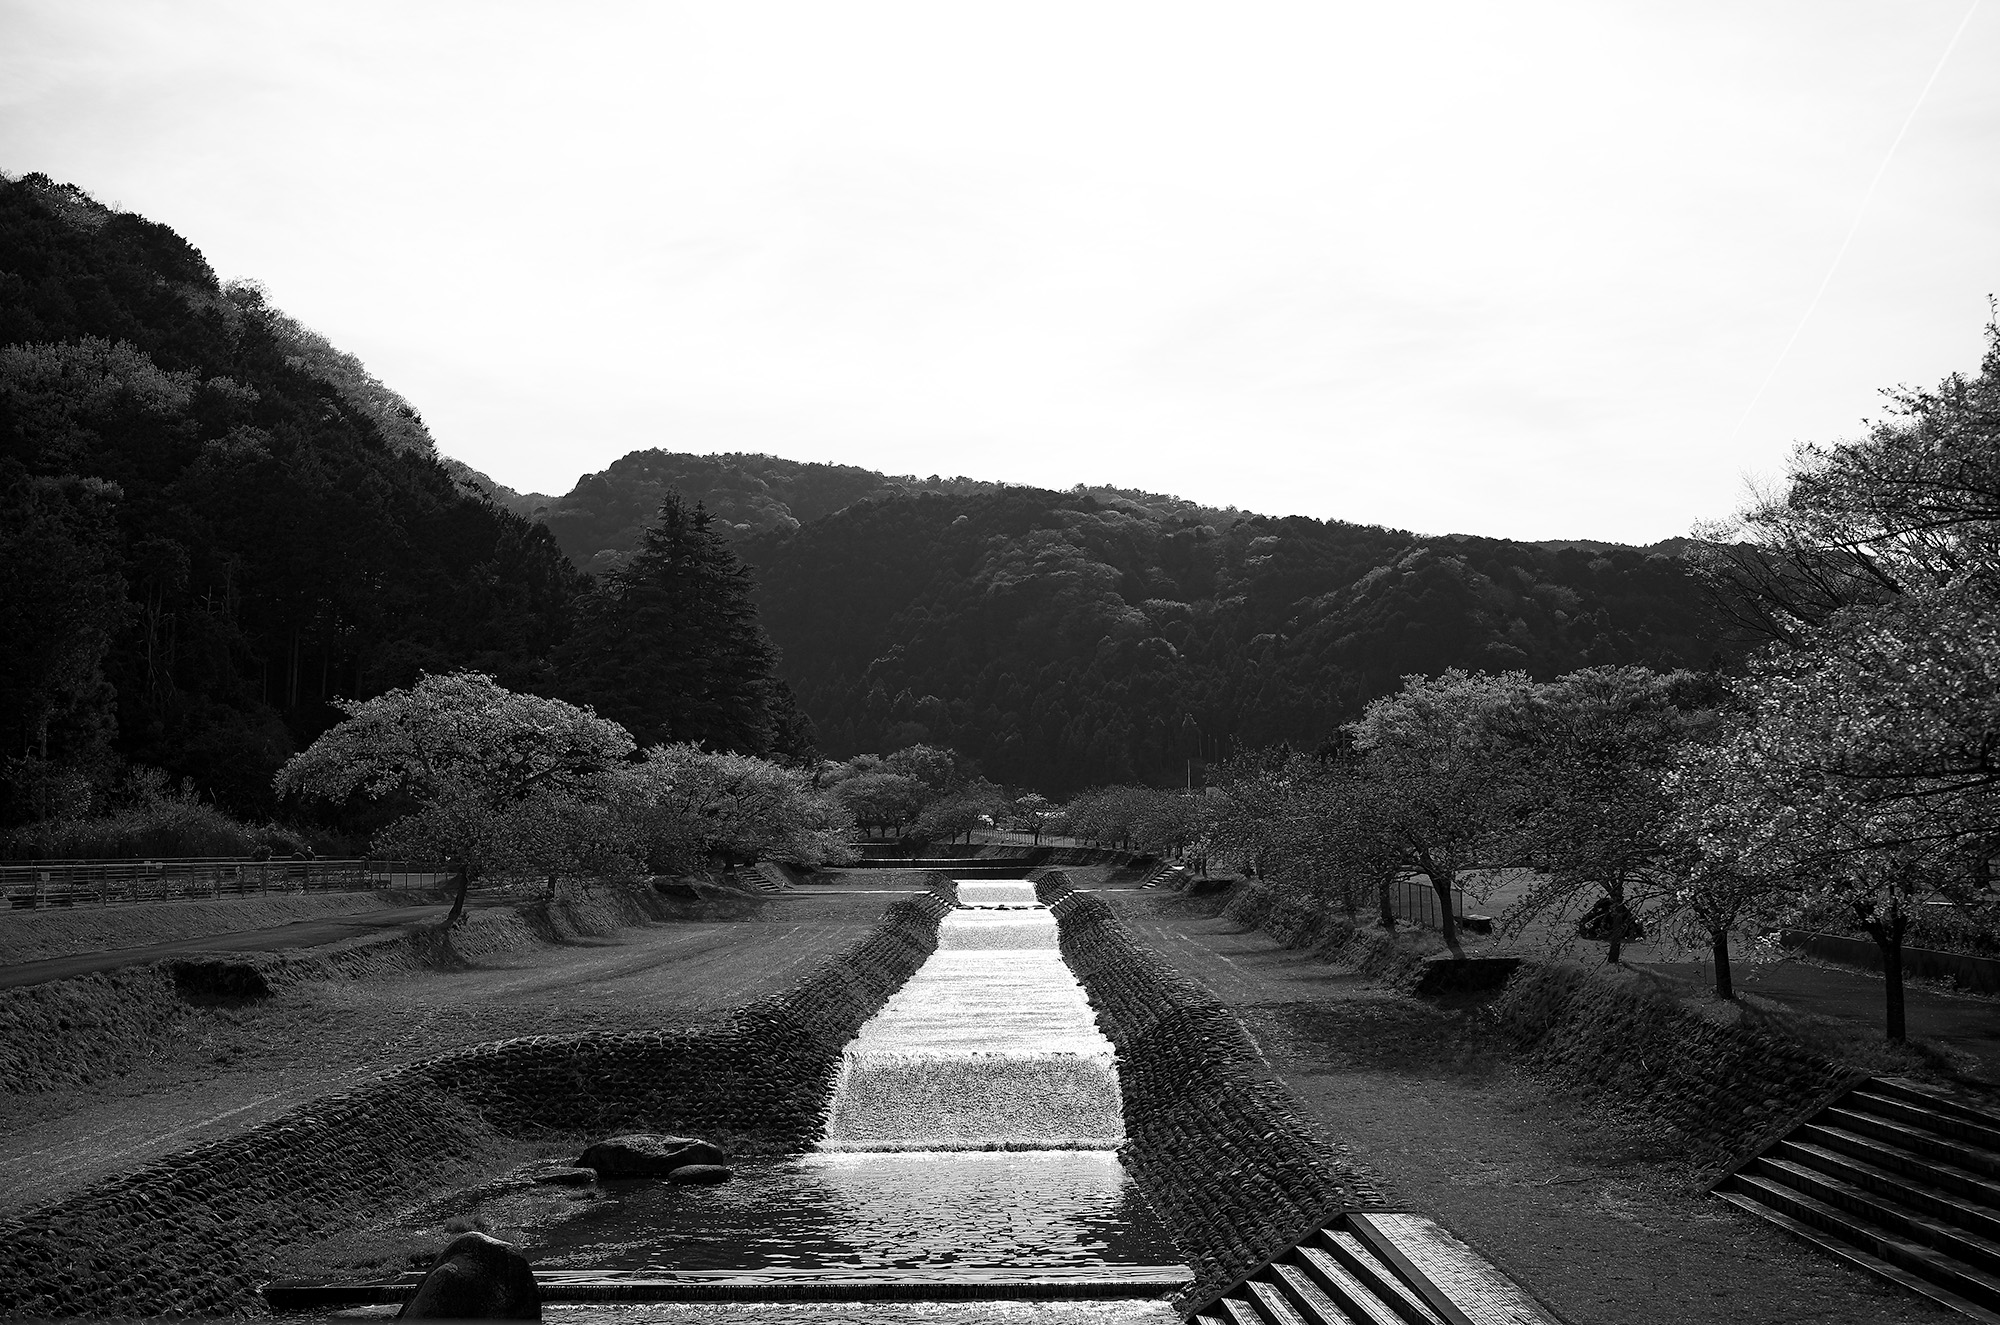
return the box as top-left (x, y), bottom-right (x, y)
top-left (1384, 873), bottom-right (1467, 932)
top-left (1, 858), bottom-right (448, 910)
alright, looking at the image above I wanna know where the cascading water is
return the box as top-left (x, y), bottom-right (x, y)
top-left (820, 885), bottom-right (1125, 1151)
top-left (527, 879), bottom-right (1181, 1295)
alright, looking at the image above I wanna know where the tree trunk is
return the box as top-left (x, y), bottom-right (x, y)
top-left (1885, 937), bottom-right (1906, 1041)
top-left (1377, 874), bottom-right (1397, 929)
top-left (1606, 882), bottom-right (1626, 965)
top-left (1414, 850), bottom-right (1460, 954)
top-left (1861, 906), bottom-right (1909, 1041)
top-left (1433, 875), bottom-right (1462, 955)
top-left (444, 862), bottom-right (470, 927)
top-left (1710, 926), bottom-right (1734, 1000)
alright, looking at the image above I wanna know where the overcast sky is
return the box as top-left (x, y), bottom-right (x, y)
top-left (3, 2), bottom-right (1995, 543)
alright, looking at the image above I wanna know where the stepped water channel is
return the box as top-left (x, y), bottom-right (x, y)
top-left (533, 881), bottom-right (1185, 1309)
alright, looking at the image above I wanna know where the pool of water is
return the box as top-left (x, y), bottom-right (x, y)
top-left (527, 1151), bottom-right (1179, 1275)
top-left (330, 1302), bottom-right (1179, 1323)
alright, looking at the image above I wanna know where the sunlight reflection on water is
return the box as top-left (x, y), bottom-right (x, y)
top-left (531, 1151), bottom-right (1175, 1274)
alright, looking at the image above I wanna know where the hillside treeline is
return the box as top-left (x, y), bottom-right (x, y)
top-left (739, 492), bottom-right (1721, 792)
top-left (0, 173), bottom-right (585, 827)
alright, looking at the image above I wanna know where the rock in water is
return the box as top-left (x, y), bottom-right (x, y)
top-left (397, 1231), bottom-right (540, 1320)
top-left (666, 1163), bottom-right (733, 1184)
top-left (576, 1134), bottom-right (726, 1177)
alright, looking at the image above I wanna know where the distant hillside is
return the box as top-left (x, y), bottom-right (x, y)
top-left (734, 487), bottom-right (1724, 792)
top-left (476, 449), bottom-right (1253, 576)
top-left (455, 449), bottom-right (1724, 792)
top-left (0, 173), bottom-right (580, 815)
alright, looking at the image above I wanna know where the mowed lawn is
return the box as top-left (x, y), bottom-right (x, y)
top-left (0, 891), bottom-right (903, 1216)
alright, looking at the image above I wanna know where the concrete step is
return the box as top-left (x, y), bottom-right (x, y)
top-left (1308, 1231), bottom-right (1447, 1325)
top-left (1777, 1140), bottom-right (2000, 1245)
top-left (1291, 1246), bottom-right (1415, 1325)
top-left (1866, 1078), bottom-right (2000, 1131)
top-left (1728, 1171), bottom-right (2000, 1307)
top-left (1846, 1088), bottom-right (2000, 1156)
top-left (1272, 1263), bottom-right (1384, 1325)
top-left (1191, 1211), bottom-right (1547, 1325)
top-left (1823, 1106), bottom-right (2000, 1181)
top-left (1750, 1154), bottom-right (2000, 1276)
top-left (1799, 1122), bottom-right (2000, 1207)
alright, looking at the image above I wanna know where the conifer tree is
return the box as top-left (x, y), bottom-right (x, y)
top-left (555, 492), bottom-right (810, 758)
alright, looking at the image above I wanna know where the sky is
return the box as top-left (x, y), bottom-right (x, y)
top-left (2, 1), bottom-right (1996, 544)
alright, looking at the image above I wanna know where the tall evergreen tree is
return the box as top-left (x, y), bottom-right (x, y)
top-left (556, 492), bottom-right (809, 758)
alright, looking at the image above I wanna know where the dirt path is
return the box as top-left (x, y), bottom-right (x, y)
top-left (0, 895), bottom-right (895, 1216)
top-left (1098, 889), bottom-right (1947, 1325)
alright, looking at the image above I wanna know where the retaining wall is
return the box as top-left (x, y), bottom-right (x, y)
top-left (0, 894), bottom-right (952, 1319)
top-left (1035, 871), bottom-right (1382, 1306)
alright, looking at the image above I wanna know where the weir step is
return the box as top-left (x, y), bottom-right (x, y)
top-left (1189, 1210), bottom-right (1554, 1325)
top-left (1716, 1075), bottom-right (2000, 1320)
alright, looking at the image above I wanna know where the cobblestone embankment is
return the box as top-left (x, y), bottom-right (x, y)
top-left (1035, 871), bottom-right (1382, 1305)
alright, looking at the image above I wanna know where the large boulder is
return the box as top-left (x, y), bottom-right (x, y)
top-left (397, 1231), bottom-right (540, 1320)
top-left (576, 1134), bottom-right (726, 1177)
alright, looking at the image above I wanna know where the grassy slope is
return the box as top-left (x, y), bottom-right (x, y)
top-left (0, 891), bottom-right (425, 965)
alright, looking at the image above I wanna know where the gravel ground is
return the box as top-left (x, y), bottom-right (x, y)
top-left (0, 892), bottom-right (905, 1216)
top-left (1098, 889), bottom-right (1954, 1325)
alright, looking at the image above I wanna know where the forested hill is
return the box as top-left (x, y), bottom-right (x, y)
top-left (735, 488), bottom-right (1724, 792)
top-left (459, 447), bottom-right (1237, 575)
top-left (0, 174), bottom-right (580, 814)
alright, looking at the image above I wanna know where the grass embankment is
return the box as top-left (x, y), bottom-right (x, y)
top-left (0, 885), bottom-right (906, 1217)
top-left (0, 889), bottom-right (429, 965)
top-left (1105, 885), bottom-right (1954, 1325)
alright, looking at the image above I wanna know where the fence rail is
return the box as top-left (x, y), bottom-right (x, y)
top-left (0, 858), bottom-right (448, 911)
top-left (1384, 874), bottom-right (1468, 932)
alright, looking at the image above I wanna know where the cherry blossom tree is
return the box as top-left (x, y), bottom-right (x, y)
top-left (275, 671), bottom-right (635, 923)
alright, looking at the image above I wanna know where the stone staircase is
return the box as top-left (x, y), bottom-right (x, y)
top-left (1715, 1076), bottom-right (2000, 1322)
top-left (1188, 1210), bottom-right (1556, 1325)
top-left (732, 862), bottom-right (792, 894)
top-left (1141, 862), bottom-right (1186, 889)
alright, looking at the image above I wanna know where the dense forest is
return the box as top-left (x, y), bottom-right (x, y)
top-left (737, 491), bottom-right (1720, 791)
top-left (1, 173), bottom-right (1728, 829)
top-left (0, 173), bottom-right (581, 822)
top-left (471, 450), bottom-right (1724, 792)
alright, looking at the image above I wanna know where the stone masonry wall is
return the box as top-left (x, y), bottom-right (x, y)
top-left (0, 893), bottom-right (952, 1319)
top-left (1035, 871), bottom-right (1381, 1306)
